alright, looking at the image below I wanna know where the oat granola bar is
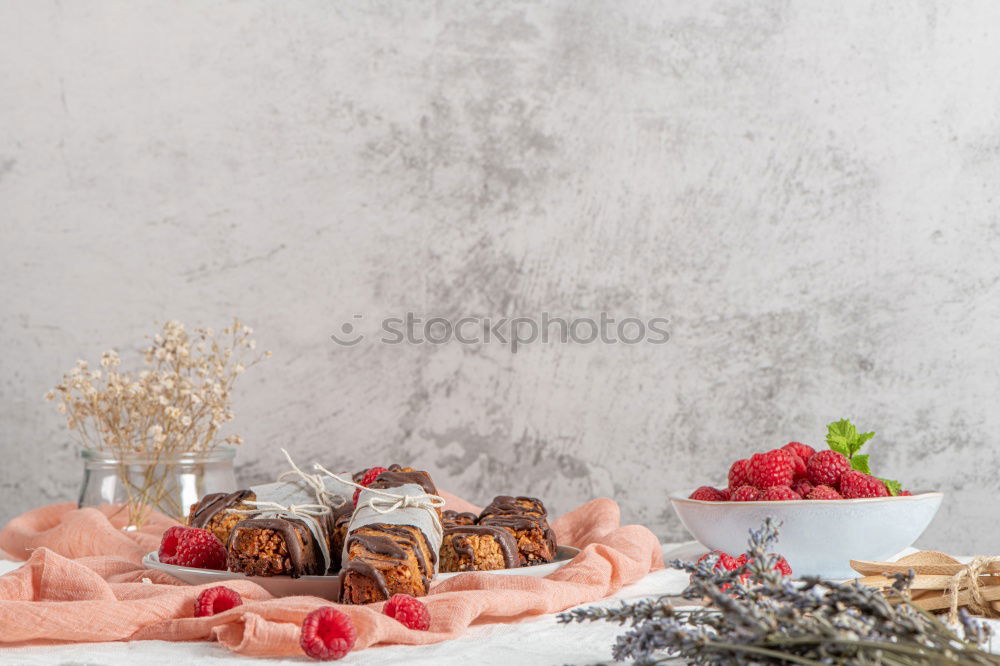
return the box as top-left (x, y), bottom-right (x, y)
top-left (339, 468), bottom-right (441, 604)
top-left (226, 516), bottom-right (328, 578)
top-left (478, 495), bottom-right (557, 566)
top-left (439, 524), bottom-right (521, 571)
top-left (329, 501), bottom-right (354, 572)
top-left (339, 523), bottom-right (438, 603)
top-left (187, 489), bottom-right (257, 546)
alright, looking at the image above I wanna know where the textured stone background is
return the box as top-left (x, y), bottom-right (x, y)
top-left (2, 1), bottom-right (999, 552)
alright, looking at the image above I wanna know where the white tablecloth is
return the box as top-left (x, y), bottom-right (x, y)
top-left (1, 544), bottom-right (997, 665)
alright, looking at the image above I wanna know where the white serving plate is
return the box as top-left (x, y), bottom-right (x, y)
top-left (143, 545), bottom-right (580, 599)
top-left (669, 489), bottom-right (943, 579)
top-left (437, 545), bottom-right (580, 580)
top-left (143, 551), bottom-right (343, 600)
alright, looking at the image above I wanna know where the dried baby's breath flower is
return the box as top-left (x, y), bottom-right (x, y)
top-left (49, 318), bottom-right (269, 456)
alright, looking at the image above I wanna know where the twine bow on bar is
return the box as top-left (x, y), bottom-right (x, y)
top-left (226, 500), bottom-right (332, 518)
top-left (276, 448), bottom-right (347, 509)
top-left (311, 463), bottom-right (446, 515)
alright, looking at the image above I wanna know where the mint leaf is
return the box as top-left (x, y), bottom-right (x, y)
top-left (826, 420), bottom-right (853, 455)
top-left (827, 439), bottom-right (850, 456)
top-left (826, 419), bottom-right (876, 457)
top-left (880, 478), bottom-right (902, 496)
top-left (850, 431), bottom-right (875, 456)
top-left (826, 419), bottom-right (857, 447)
top-left (826, 419), bottom-right (903, 493)
top-left (850, 454), bottom-right (871, 474)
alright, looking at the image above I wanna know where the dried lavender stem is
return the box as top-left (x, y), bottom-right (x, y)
top-left (564, 518), bottom-right (999, 665)
top-left (699, 642), bottom-right (828, 665)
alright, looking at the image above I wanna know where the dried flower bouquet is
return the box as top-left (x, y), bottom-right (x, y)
top-left (560, 519), bottom-right (1000, 665)
top-left (47, 319), bottom-right (269, 527)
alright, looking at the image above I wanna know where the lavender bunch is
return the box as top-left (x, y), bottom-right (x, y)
top-left (559, 519), bottom-right (999, 665)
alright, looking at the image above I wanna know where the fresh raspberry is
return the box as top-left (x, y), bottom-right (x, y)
top-left (788, 454), bottom-right (807, 480)
top-left (698, 550), bottom-right (740, 571)
top-left (761, 485), bottom-right (801, 501)
top-left (782, 441), bottom-right (816, 463)
top-left (791, 478), bottom-right (814, 497)
top-left (194, 586), bottom-right (243, 617)
top-left (727, 459), bottom-right (752, 489)
top-left (384, 593), bottom-right (431, 631)
top-left (748, 450), bottom-right (795, 488)
top-left (806, 484), bottom-right (842, 500)
top-left (158, 526), bottom-right (186, 563)
top-left (158, 526), bottom-right (227, 570)
top-left (300, 606), bottom-right (357, 660)
top-left (806, 450), bottom-right (851, 486)
top-left (718, 487), bottom-right (731, 501)
top-left (688, 486), bottom-right (727, 501)
top-left (900, 490), bottom-right (913, 496)
top-left (730, 485), bottom-right (762, 501)
top-left (839, 470), bottom-right (889, 499)
top-left (696, 550), bottom-right (744, 590)
top-left (353, 466), bottom-right (389, 506)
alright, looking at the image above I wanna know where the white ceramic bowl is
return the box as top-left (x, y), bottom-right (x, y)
top-left (669, 490), bottom-right (943, 578)
top-left (142, 546), bottom-right (580, 599)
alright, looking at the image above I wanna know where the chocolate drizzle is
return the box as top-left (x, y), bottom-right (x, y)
top-left (442, 510), bottom-right (478, 526)
top-left (444, 524), bottom-right (520, 569)
top-left (479, 495), bottom-right (547, 519)
top-left (346, 524), bottom-right (435, 588)
top-left (369, 470), bottom-right (438, 495)
top-left (190, 489), bottom-right (253, 528)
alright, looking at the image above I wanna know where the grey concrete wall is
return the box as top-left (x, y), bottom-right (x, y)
top-left (2, 1), bottom-right (999, 553)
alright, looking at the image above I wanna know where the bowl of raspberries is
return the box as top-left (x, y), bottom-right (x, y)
top-left (669, 419), bottom-right (943, 578)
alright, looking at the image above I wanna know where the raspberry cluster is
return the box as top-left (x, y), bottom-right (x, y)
top-left (688, 441), bottom-right (907, 502)
top-left (158, 526), bottom-right (227, 570)
top-left (696, 548), bottom-right (792, 589)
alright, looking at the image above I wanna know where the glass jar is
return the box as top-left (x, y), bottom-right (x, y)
top-left (78, 448), bottom-right (238, 530)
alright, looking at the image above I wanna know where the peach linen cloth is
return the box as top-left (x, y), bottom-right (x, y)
top-left (0, 491), bottom-right (663, 656)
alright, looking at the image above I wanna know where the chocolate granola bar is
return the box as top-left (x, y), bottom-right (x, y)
top-left (340, 523), bottom-right (437, 603)
top-left (478, 495), bottom-right (557, 566)
top-left (439, 524), bottom-right (521, 571)
top-left (187, 489), bottom-right (257, 546)
top-left (226, 515), bottom-right (328, 577)
top-left (329, 500), bottom-right (354, 572)
top-left (339, 468), bottom-right (442, 604)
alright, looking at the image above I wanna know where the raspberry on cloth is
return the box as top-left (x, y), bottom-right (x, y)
top-left (0, 491), bottom-right (663, 658)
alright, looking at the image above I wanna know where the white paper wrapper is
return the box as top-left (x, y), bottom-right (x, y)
top-left (253, 474), bottom-right (354, 509)
top-left (345, 483), bottom-right (444, 574)
top-left (246, 475), bottom-right (353, 573)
